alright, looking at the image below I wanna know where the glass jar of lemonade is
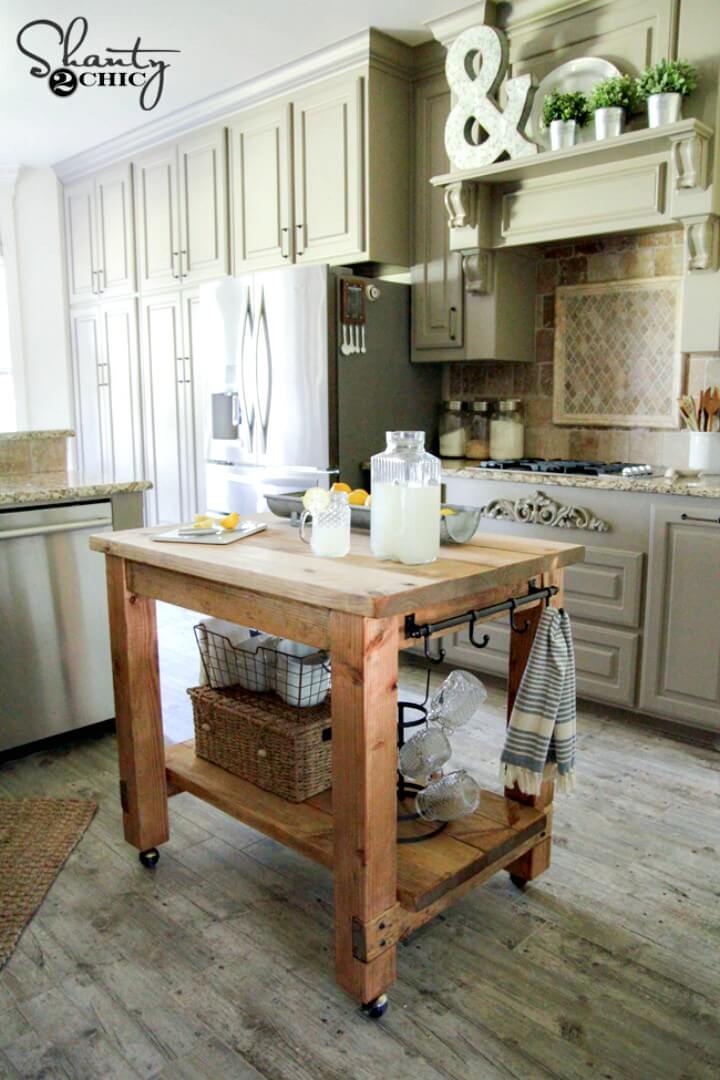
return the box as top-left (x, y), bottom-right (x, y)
top-left (370, 431), bottom-right (441, 565)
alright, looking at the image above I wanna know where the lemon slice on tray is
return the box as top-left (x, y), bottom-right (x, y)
top-left (302, 487), bottom-right (331, 512)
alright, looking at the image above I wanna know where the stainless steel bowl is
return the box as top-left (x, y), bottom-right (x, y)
top-left (440, 506), bottom-right (482, 544)
top-left (265, 493), bottom-right (481, 544)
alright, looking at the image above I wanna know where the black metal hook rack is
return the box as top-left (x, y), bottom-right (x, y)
top-left (403, 579), bottom-right (561, 665)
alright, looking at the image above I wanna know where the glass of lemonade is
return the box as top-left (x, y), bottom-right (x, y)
top-left (370, 431), bottom-right (441, 565)
top-left (300, 490), bottom-right (351, 558)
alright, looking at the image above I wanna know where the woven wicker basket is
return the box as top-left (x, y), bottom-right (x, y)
top-left (188, 685), bottom-right (332, 802)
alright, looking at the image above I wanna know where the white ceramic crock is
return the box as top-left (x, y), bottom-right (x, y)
top-left (688, 432), bottom-right (720, 475)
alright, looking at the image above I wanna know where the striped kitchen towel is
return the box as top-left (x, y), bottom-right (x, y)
top-left (499, 607), bottom-right (576, 795)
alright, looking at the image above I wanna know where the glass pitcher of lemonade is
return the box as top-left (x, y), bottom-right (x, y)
top-left (370, 431), bottom-right (441, 565)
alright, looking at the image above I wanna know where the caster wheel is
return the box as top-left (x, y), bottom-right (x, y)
top-left (362, 994), bottom-right (388, 1020)
top-left (139, 848), bottom-right (160, 869)
top-left (510, 874), bottom-right (527, 890)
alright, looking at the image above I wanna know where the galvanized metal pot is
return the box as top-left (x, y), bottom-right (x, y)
top-left (647, 92), bottom-right (682, 128)
top-left (549, 119), bottom-right (577, 151)
top-left (594, 107), bottom-right (625, 140)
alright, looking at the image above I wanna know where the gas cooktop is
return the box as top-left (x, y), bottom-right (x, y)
top-left (473, 458), bottom-right (654, 477)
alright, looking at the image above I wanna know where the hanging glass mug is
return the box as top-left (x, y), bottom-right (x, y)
top-left (415, 770), bottom-right (481, 822)
top-left (398, 728), bottom-right (452, 783)
top-left (299, 490), bottom-right (351, 558)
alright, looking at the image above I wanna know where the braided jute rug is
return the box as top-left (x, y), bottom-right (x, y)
top-left (0, 798), bottom-right (96, 969)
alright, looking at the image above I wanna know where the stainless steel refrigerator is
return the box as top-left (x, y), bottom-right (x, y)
top-left (201, 265), bottom-right (440, 516)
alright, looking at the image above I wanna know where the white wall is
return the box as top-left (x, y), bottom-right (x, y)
top-left (14, 168), bottom-right (73, 431)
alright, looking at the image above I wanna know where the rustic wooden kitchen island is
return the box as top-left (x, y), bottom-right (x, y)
top-left (90, 517), bottom-right (584, 1014)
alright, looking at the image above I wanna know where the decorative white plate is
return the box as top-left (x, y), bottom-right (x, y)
top-left (527, 57), bottom-right (621, 150)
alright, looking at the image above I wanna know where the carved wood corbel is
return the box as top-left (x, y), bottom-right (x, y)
top-left (443, 180), bottom-right (477, 229)
top-left (671, 131), bottom-right (709, 191)
top-left (462, 251), bottom-right (493, 294)
top-left (683, 214), bottom-right (720, 272)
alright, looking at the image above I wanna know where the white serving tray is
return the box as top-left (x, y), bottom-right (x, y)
top-left (152, 522), bottom-right (267, 545)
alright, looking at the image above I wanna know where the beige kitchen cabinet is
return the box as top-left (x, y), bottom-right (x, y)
top-left (228, 102), bottom-right (293, 270)
top-left (639, 505), bottom-right (720, 732)
top-left (139, 291), bottom-right (204, 525)
top-left (229, 55), bottom-right (411, 273)
top-left (71, 299), bottom-right (143, 481)
top-left (410, 70), bottom-right (535, 363)
top-left (135, 127), bottom-right (228, 292)
top-left (65, 164), bottom-right (135, 303)
top-left (177, 128), bottom-right (228, 283)
top-left (293, 75), bottom-right (364, 264)
top-left (412, 73), bottom-right (463, 353)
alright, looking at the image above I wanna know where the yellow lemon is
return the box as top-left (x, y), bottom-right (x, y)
top-left (331, 481), bottom-right (351, 494)
top-left (219, 511), bottom-right (240, 530)
top-left (192, 515), bottom-right (215, 529)
top-left (365, 494), bottom-right (372, 508)
top-left (302, 487), bottom-right (331, 512)
top-left (348, 488), bottom-right (369, 506)
top-left (440, 507), bottom-right (457, 517)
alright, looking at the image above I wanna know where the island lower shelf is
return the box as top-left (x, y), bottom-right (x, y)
top-left (165, 740), bottom-right (548, 914)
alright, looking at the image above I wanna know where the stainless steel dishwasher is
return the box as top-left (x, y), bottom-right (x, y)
top-left (0, 500), bottom-right (115, 752)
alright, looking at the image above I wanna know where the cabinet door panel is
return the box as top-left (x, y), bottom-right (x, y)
top-left (178, 127), bottom-right (228, 283)
top-left (65, 180), bottom-right (98, 304)
top-left (293, 76), bottom-right (364, 262)
top-left (412, 76), bottom-right (463, 351)
top-left (71, 308), bottom-right (105, 475)
top-left (95, 163), bottom-right (135, 297)
top-left (101, 299), bottom-right (143, 479)
top-left (140, 294), bottom-right (187, 524)
top-left (135, 145), bottom-right (180, 291)
top-left (640, 506), bottom-right (720, 730)
top-left (229, 103), bottom-right (292, 271)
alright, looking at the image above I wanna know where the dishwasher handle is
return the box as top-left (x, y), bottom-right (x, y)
top-left (0, 517), bottom-right (113, 542)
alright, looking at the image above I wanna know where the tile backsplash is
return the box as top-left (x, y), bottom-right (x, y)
top-left (447, 228), bottom-right (720, 468)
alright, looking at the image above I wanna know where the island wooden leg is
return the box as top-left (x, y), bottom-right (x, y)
top-left (106, 555), bottom-right (169, 853)
top-left (505, 570), bottom-right (564, 884)
top-left (330, 612), bottom-right (399, 1006)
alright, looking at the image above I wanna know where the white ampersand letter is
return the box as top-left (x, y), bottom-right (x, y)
top-left (444, 26), bottom-right (538, 170)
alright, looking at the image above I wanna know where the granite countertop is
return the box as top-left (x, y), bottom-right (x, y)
top-left (0, 429), bottom-right (75, 442)
top-left (441, 462), bottom-right (720, 500)
top-left (0, 471), bottom-right (152, 508)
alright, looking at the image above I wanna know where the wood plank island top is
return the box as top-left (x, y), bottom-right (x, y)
top-left (89, 514), bottom-right (584, 618)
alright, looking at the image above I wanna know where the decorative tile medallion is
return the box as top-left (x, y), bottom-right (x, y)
top-left (553, 277), bottom-right (682, 428)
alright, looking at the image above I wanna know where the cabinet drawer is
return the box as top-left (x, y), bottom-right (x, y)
top-left (564, 546), bottom-right (643, 628)
top-left (572, 620), bottom-right (639, 708)
top-left (444, 616), bottom-right (638, 708)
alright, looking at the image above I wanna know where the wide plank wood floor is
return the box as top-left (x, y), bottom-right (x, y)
top-left (0, 603), bottom-right (718, 1078)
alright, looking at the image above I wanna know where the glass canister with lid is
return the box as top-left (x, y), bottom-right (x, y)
top-left (438, 400), bottom-right (467, 459)
top-left (489, 399), bottom-right (525, 459)
top-left (370, 431), bottom-right (441, 565)
top-left (465, 400), bottom-right (491, 460)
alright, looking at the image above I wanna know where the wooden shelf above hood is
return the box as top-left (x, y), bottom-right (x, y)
top-left (430, 118), bottom-right (716, 269)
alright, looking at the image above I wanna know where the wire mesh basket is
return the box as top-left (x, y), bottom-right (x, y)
top-left (194, 624), bottom-right (331, 709)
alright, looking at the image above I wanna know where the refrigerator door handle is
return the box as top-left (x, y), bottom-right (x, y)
top-left (255, 286), bottom-right (272, 456)
top-left (239, 288), bottom-right (256, 453)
